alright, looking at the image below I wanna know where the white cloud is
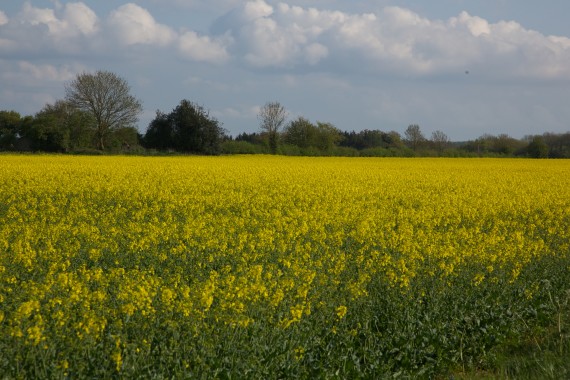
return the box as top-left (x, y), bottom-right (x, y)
top-left (244, 0), bottom-right (273, 20)
top-left (3, 1), bottom-right (568, 81)
top-left (0, 10), bottom-right (8, 26)
top-left (217, 1), bottom-right (338, 67)
top-left (17, 61), bottom-right (78, 82)
top-left (450, 11), bottom-right (490, 37)
top-left (1, 61), bottom-right (82, 86)
top-left (16, 2), bottom-right (98, 39)
top-left (178, 31), bottom-right (231, 63)
top-left (304, 43), bottom-right (329, 65)
top-left (107, 3), bottom-right (176, 46)
top-left (0, 2), bottom-right (98, 54)
top-left (0, 59), bottom-right (87, 115)
top-left (63, 2), bottom-right (98, 36)
top-left (211, 2), bottom-right (570, 79)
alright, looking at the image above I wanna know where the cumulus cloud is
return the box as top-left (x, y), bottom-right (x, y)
top-left (214, 1), bottom-right (338, 67)
top-left (211, 1), bottom-right (570, 79)
top-left (16, 2), bottom-right (98, 39)
top-left (1, 61), bottom-right (83, 86)
top-left (0, 2), bottom-right (98, 54)
top-left (178, 31), bottom-right (231, 63)
top-left (18, 61), bottom-right (78, 82)
top-left (2, 1), bottom-right (570, 81)
top-left (63, 2), bottom-right (98, 35)
top-left (107, 3), bottom-right (176, 46)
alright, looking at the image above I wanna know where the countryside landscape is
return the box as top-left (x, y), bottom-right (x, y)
top-left (1, 69), bottom-right (570, 378)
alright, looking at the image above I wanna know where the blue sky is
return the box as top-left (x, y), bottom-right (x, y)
top-left (1, 1), bottom-right (570, 140)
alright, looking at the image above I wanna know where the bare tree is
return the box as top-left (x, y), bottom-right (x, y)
top-left (404, 124), bottom-right (426, 151)
top-left (431, 130), bottom-right (450, 154)
top-left (65, 70), bottom-right (142, 150)
top-left (258, 101), bottom-right (287, 154)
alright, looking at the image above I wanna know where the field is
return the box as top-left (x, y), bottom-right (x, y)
top-left (1, 155), bottom-right (569, 378)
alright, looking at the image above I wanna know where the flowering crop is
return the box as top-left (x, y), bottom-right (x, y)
top-left (1, 155), bottom-right (569, 378)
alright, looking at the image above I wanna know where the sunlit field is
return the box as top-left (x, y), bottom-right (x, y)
top-left (1, 155), bottom-right (569, 378)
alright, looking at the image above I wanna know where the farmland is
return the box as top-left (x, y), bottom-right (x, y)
top-left (1, 155), bottom-right (569, 378)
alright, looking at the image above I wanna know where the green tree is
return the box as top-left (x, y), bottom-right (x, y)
top-left (106, 127), bottom-right (141, 151)
top-left (283, 118), bottom-right (342, 153)
top-left (283, 117), bottom-right (316, 149)
top-left (0, 110), bottom-right (21, 150)
top-left (386, 131), bottom-right (404, 148)
top-left (492, 134), bottom-right (524, 155)
top-left (527, 136), bottom-right (549, 158)
top-left (143, 111), bottom-right (173, 150)
top-left (543, 132), bottom-right (570, 158)
top-left (144, 100), bottom-right (225, 154)
top-left (171, 100), bottom-right (224, 155)
top-left (258, 102), bottom-right (287, 154)
top-left (404, 124), bottom-right (426, 151)
top-left (65, 70), bottom-right (142, 150)
top-left (314, 122), bottom-right (342, 152)
top-left (26, 100), bottom-right (95, 152)
top-left (472, 134), bottom-right (493, 156)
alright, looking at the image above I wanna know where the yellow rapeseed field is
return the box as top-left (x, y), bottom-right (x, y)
top-left (1, 155), bottom-right (569, 378)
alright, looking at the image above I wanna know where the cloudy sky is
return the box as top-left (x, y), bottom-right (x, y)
top-left (1, 1), bottom-right (570, 140)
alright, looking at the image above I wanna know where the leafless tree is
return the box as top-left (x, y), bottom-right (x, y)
top-left (66, 70), bottom-right (142, 150)
top-left (258, 102), bottom-right (287, 154)
top-left (431, 130), bottom-right (450, 154)
top-left (404, 124), bottom-right (426, 151)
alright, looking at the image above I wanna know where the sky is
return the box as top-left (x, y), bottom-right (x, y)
top-left (1, 1), bottom-right (570, 141)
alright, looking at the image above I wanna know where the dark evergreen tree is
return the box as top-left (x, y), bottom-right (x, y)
top-left (144, 100), bottom-right (225, 155)
top-left (143, 111), bottom-right (173, 150)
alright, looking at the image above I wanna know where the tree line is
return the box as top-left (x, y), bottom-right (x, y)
top-left (1, 70), bottom-right (569, 158)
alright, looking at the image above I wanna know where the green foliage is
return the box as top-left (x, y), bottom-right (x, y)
top-left (105, 127), bottom-right (141, 152)
top-left (25, 100), bottom-right (96, 152)
top-left (527, 136), bottom-right (549, 158)
top-left (341, 129), bottom-right (403, 150)
top-left (2, 252), bottom-right (567, 378)
top-left (143, 100), bottom-right (225, 155)
top-left (282, 117), bottom-right (342, 154)
top-left (221, 140), bottom-right (269, 154)
top-left (543, 132), bottom-right (570, 158)
top-left (283, 117), bottom-right (315, 149)
top-left (143, 111), bottom-right (172, 151)
top-left (0, 110), bottom-right (22, 150)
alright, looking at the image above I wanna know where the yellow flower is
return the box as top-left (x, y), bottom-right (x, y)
top-left (336, 305), bottom-right (347, 319)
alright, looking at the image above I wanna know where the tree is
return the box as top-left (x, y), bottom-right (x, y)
top-left (258, 102), bottom-right (287, 154)
top-left (543, 132), bottom-right (570, 158)
top-left (431, 130), bottom-right (450, 154)
top-left (526, 136), bottom-right (549, 158)
top-left (26, 100), bottom-right (95, 152)
top-left (283, 117), bottom-right (316, 148)
top-left (283, 118), bottom-right (342, 153)
top-left (492, 133), bottom-right (524, 155)
top-left (143, 100), bottom-right (225, 155)
top-left (404, 124), bottom-right (426, 151)
top-left (386, 131), bottom-right (404, 148)
top-left (0, 110), bottom-right (21, 150)
top-left (314, 122), bottom-right (342, 152)
top-left (143, 111), bottom-right (173, 150)
top-left (171, 100), bottom-right (224, 155)
top-left (65, 70), bottom-right (142, 150)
